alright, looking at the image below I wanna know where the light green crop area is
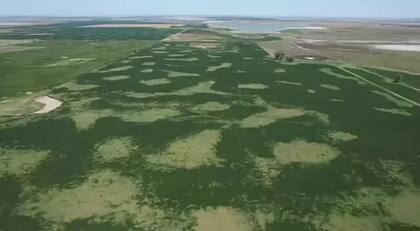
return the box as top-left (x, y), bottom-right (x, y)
top-left (0, 39), bottom-right (155, 96)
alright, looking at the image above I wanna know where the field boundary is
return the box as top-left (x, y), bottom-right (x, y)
top-left (257, 44), bottom-right (275, 58)
top-left (354, 67), bottom-right (420, 93)
top-left (162, 29), bottom-right (188, 41)
top-left (339, 66), bottom-right (420, 107)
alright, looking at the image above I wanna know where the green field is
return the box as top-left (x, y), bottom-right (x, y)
top-left (1, 26), bottom-right (420, 231)
top-left (0, 21), bottom-right (181, 97)
top-left (0, 21), bottom-right (181, 40)
top-left (0, 39), bottom-right (157, 97)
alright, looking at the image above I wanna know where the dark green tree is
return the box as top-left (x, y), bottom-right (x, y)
top-left (393, 74), bottom-right (402, 83)
top-left (274, 51), bottom-right (285, 61)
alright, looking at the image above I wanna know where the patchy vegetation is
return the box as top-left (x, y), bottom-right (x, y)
top-left (94, 137), bottom-right (138, 163)
top-left (1, 24), bottom-right (419, 231)
top-left (146, 130), bottom-right (224, 170)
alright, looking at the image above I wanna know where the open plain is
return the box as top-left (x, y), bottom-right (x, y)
top-left (0, 17), bottom-right (420, 231)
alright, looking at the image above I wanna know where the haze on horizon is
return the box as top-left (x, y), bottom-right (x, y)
top-left (1, 0), bottom-right (420, 19)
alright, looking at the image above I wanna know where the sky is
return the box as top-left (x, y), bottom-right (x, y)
top-left (1, 0), bottom-right (420, 19)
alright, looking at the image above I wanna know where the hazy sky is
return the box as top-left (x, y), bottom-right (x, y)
top-left (1, 0), bottom-right (420, 18)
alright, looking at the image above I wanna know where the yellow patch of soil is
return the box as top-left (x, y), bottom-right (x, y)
top-left (207, 63), bottom-right (232, 72)
top-left (193, 207), bottom-right (252, 231)
top-left (320, 84), bottom-right (341, 91)
top-left (146, 130), bottom-right (224, 170)
top-left (97, 65), bottom-right (133, 73)
top-left (17, 170), bottom-right (184, 229)
top-left (0, 147), bottom-right (49, 178)
top-left (139, 78), bottom-right (171, 86)
top-left (273, 140), bottom-right (339, 165)
top-left (192, 102), bottom-right (231, 112)
top-left (276, 80), bottom-right (302, 86)
top-left (94, 137), bottom-right (137, 163)
top-left (322, 214), bottom-right (382, 231)
top-left (327, 131), bottom-right (358, 142)
top-left (238, 83), bottom-right (268, 90)
top-left (103, 75), bottom-right (130, 81)
top-left (240, 106), bottom-right (306, 128)
top-left (386, 190), bottom-right (420, 227)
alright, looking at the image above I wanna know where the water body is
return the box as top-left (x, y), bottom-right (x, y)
top-left (206, 20), bottom-right (326, 33)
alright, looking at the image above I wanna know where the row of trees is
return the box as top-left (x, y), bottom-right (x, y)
top-left (274, 51), bottom-right (294, 63)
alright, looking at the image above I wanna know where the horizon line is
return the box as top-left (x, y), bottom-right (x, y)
top-left (0, 14), bottom-right (419, 21)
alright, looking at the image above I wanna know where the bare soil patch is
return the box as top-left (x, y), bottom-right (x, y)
top-left (276, 80), bottom-right (303, 86)
top-left (320, 84), bottom-right (341, 91)
top-left (72, 108), bottom-right (180, 130)
top-left (273, 139), bottom-right (339, 165)
top-left (238, 83), bottom-right (268, 90)
top-left (125, 81), bottom-right (226, 99)
top-left (139, 78), bottom-right (171, 86)
top-left (140, 68), bottom-right (154, 73)
top-left (142, 62), bottom-right (156, 66)
top-left (193, 207), bottom-right (252, 231)
top-left (192, 102), bottom-right (231, 112)
top-left (97, 65), bottom-right (133, 73)
top-left (0, 147), bottom-right (50, 178)
top-left (322, 214), bottom-right (382, 231)
top-left (103, 75), bottom-right (130, 81)
top-left (240, 106), bottom-right (306, 128)
top-left (17, 170), bottom-right (183, 229)
top-left (207, 63), bottom-right (232, 72)
top-left (168, 71), bottom-right (200, 78)
top-left (168, 53), bottom-right (187, 57)
top-left (386, 190), bottom-right (420, 228)
top-left (327, 131), bottom-right (358, 142)
top-left (0, 94), bottom-right (43, 116)
top-left (34, 96), bottom-right (63, 114)
top-left (146, 130), bottom-right (224, 170)
top-left (165, 57), bottom-right (198, 62)
top-left (71, 110), bottom-right (113, 130)
top-left (94, 137), bottom-right (137, 163)
top-left (152, 51), bottom-right (168, 54)
top-left (129, 55), bottom-right (153, 59)
top-left (331, 98), bottom-right (345, 103)
top-left (253, 139), bottom-right (339, 186)
top-left (120, 109), bottom-right (181, 123)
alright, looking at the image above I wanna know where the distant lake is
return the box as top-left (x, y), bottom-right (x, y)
top-left (205, 20), bottom-right (326, 33)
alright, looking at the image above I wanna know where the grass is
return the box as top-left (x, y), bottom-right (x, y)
top-left (365, 67), bottom-right (420, 89)
top-left (0, 21), bottom-right (181, 40)
top-left (0, 39), bottom-right (155, 96)
top-left (0, 27), bottom-right (420, 231)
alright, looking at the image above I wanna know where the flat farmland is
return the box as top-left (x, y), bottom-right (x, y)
top-left (0, 27), bottom-right (420, 231)
top-left (0, 39), bottom-right (156, 97)
top-left (0, 21), bottom-right (182, 97)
